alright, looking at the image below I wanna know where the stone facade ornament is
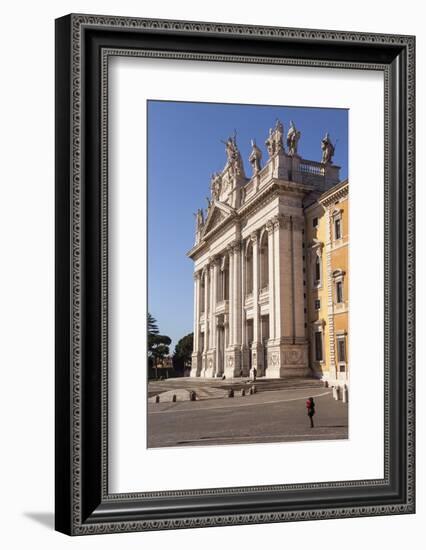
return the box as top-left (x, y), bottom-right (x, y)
top-left (205, 196), bottom-right (213, 218)
top-left (321, 132), bottom-right (335, 164)
top-left (248, 139), bottom-right (262, 174)
top-left (210, 172), bottom-right (222, 200)
top-left (221, 132), bottom-right (244, 176)
top-left (286, 120), bottom-right (301, 156)
top-left (265, 119), bottom-right (284, 157)
top-left (195, 208), bottom-right (204, 231)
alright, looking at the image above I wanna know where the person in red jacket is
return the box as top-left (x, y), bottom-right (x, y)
top-left (306, 397), bottom-right (315, 428)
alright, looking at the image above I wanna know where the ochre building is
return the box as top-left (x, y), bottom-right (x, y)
top-left (187, 121), bottom-right (349, 386)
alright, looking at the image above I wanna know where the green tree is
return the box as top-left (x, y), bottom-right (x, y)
top-left (147, 312), bottom-right (159, 336)
top-left (173, 332), bottom-right (194, 376)
top-left (148, 313), bottom-right (171, 379)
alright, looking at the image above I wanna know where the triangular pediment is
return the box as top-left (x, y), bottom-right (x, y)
top-left (203, 201), bottom-right (235, 235)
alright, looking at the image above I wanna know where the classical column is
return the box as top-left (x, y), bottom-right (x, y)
top-left (210, 259), bottom-right (218, 350)
top-left (193, 271), bottom-right (200, 352)
top-left (266, 214), bottom-right (309, 378)
top-left (208, 262), bottom-right (214, 350)
top-left (241, 241), bottom-right (246, 347)
top-left (277, 215), bottom-right (294, 341)
top-left (240, 241), bottom-right (249, 375)
top-left (250, 231), bottom-right (264, 375)
top-left (266, 220), bottom-right (275, 341)
top-left (203, 267), bottom-right (209, 354)
top-left (227, 246), bottom-right (234, 347)
top-left (233, 242), bottom-right (241, 348)
top-left (292, 216), bottom-right (306, 343)
top-left (252, 232), bottom-right (260, 343)
top-left (190, 271), bottom-right (201, 377)
top-left (272, 217), bottom-right (281, 341)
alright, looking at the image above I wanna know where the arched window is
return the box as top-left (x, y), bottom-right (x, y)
top-left (246, 242), bottom-right (253, 295)
top-left (259, 232), bottom-right (269, 289)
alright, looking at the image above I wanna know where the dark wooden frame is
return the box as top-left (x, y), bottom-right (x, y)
top-left (55, 13), bottom-right (415, 535)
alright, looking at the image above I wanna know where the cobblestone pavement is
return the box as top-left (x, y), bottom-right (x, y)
top-left (147, 378), bottom-right (348, 448)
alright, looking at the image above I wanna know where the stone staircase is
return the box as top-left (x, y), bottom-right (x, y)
top-left (148, 376), bottom-right (325, 402)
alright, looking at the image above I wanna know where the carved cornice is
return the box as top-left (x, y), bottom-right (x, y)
top-left (320, 180), bottom-right (349, 207)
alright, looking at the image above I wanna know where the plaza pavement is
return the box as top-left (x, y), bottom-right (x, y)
top-left (147, 377), bottom-right (348, 448)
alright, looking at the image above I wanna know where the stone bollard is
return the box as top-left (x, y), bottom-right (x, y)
top-left (172, 394), bottom-right (177, 402)
top-left (155, 394), bottom-right (160, 403)
top-left (189, 390), bottom-right (196, 401)
top-left (228, 389), bottom-right (234, 398)
top-left (323, 380), bottom-right (329, 388)
top-left (334, 386), bottom-right (341, 401)
top-left (252, 385), bottom-right (257, 394)
top-left (342, 385), bottom-right (348, 403)
top-left (241, 389), bottom-right (245, 397)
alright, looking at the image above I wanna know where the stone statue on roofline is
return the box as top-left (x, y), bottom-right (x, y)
top-left (205, 196), bottom-right (212, 216)
top-left (321, 132), bottom-right (335, 164)
top-left (210, 172), bottom-right (222, 201)
top-left (287, 120), bottom-right (301, 156)
top-left (221, 131), bottom-right (244, 177)
top-left (249, 139), bottom-right (262, 175)
top-left (195, 208), bottom-right (204, 232)
top-left (265, 119), bottom-right (284, 157)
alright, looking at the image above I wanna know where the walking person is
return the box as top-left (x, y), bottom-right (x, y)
top-left (306, 397), bottom-right (315, 428)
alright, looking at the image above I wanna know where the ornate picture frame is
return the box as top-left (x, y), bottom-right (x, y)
top-left (55, 14), bottom-right (415, 535)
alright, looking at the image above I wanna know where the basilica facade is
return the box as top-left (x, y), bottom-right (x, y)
top-left (188, 120), bottom-right (349, 385)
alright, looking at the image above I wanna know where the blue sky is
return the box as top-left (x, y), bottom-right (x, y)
top-left (148, 100), bottom-right (348, 350)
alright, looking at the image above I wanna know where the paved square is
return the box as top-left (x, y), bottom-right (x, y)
top-left (147, 378), bottom-right (348, 448)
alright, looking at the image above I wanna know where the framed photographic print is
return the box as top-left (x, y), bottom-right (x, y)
top-left (55, 14), bottom-right (415, 535)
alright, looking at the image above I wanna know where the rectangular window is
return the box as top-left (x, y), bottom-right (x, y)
top-left (336, 281), bottom-right (343, 303)
top-left (337, 337), bottom-right (346, 363)
top-left (314, 299), bottom-right (321, 310)
top-left (314, 256), bottom-right (321, 284)
top-left (314, 331), bottom-right (323, 361)
top-left (334, 217), bottom-right (342, 240)
top-left (312, 217), bottom-right (318, 227)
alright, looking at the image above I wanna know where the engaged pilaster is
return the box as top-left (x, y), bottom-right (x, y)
top-left (250, 232), bottom-right (264, 375)
top-left (190, 271), bottom-right (202, 377)
top-left (266, 215), bottom-right (309, 378)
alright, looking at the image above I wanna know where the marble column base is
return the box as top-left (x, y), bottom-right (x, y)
top-left (250, 342), bottom-right (264, 377)
top-left (203, 350), bottom-right (216, 378)
top-left (190, 352), bottom-right (202, 377)
top-left (240, 347), bottom-right (251, 376)
top-left (265, 341), bottom-right (310, 378)
top-left (224, 348), bottom-right (242, 378)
